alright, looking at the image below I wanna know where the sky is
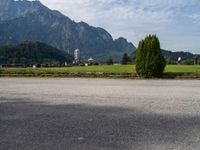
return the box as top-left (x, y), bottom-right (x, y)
top-left (40, 0), bottom-right (200, 53)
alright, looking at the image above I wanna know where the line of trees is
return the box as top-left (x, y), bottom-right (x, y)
top-left (105, 53), bottom-right (132, 65)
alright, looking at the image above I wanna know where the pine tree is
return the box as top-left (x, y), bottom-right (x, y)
top-left (121, 53), bottom-right (131, 65)
top-left (136, 35), bottom-right (166, 78)
top-left (106, 57), bottom-right (114, 65)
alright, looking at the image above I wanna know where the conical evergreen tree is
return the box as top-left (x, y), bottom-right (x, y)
top-left (121, 53), bottom-right (131, 65)
top-left (106, 57), bottom-right (114, 65)
top-left (136, 35), bottom-right (166, 78)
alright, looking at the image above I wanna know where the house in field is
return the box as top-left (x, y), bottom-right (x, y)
top-left (88, 57), bottom-right (95, 64)
top-left (177, 57), bottom-right (182, 64)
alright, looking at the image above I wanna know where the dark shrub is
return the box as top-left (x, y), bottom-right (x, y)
top-left (121, 53), bottom-right (131, 65)
top-left (106, 57), bottom-right (114, 65)
top-left (136, 35), bottom-right (166, 78)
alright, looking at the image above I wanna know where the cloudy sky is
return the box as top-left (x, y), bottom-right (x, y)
top-left (40, 0), bottom-right (200, 53)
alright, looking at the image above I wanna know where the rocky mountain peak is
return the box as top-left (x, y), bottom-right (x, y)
top-left (0, 0), bottom-right (47, 21)
top-left (0, 0), bottom-right (13, 7)
top-left (0, 0), bottom-right (136, 61)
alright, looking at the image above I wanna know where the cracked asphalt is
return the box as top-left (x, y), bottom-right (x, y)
top-left (0, 78), bottom-right (200, 150)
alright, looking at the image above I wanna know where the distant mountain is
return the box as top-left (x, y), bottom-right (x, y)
top-left (131, 49), bottom-right (199, 64)
top-left (0, 41), bottom-right (73, 65)
top-left (0, 0), bottom-right (47, 21)
top-left (162, 50), bottom-right (196, 60)
top-left (0, 0), bottom-right (136, 61)
top-left (162, 50), bottom-right (199, 64)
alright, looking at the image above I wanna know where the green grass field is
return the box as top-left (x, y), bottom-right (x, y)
top-left (0, 65), bottom-right (200, 75)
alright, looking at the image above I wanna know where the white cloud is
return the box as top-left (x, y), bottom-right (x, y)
top-left (40, 0), bottom-right (200, 53)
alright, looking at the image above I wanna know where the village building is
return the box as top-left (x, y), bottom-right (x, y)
top-left (74, 49), bottom-right (81, 64)
top-left (88, 57), bottom-right (95, 64)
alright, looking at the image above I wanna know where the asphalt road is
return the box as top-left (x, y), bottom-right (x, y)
top-left (1, 78), bottom-right (200, 150)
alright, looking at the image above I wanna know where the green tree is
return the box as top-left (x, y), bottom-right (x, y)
top-left (12, 57), bottom-right (19, 64)
top-left (106, 57), bottom-right (114, 65)
top-left (121, 53), bottom-right (131, 65)
top-left (0, 42), bottom-right (73, 65)
top-left (136, 35), bottom-right (166, 78)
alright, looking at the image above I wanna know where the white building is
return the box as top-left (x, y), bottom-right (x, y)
top-left (74, 49), bottom-right (80, 63)
top-left (88, 57), bottom-right (94, 64)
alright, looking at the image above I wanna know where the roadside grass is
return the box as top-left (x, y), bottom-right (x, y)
top-left (0, 65), bottom-right (200, 76)
top-left (0, 65), bottom-right (136, 74)
top-left (165, 65), bottom-right (200, 74)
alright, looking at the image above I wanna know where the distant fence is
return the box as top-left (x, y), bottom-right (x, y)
top-left (0, 64), bottom-right (26, 68)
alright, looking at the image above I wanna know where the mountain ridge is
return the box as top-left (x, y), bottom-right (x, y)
top-left (0, 41), bottom-right (73, 65)
top-left (0, 0), bottom-right (136, 61)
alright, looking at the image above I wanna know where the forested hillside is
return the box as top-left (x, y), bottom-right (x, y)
top-left (0, 42), bottom-right (73, 65)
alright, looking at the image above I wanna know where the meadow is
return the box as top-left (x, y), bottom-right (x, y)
top-left (0, 65), bottom-right (200, 77)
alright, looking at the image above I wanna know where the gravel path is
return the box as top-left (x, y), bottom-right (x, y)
top-left (1, 78), bottom-right (200, 150)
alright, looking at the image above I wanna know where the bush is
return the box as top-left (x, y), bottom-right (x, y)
top-left (106, 57), bottom-right (114, 65)
top-left (136, 35), bottom-right (166, 78)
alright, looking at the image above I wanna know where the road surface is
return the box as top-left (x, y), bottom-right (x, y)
top-left (1, 78), bottom-right (200, 150)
